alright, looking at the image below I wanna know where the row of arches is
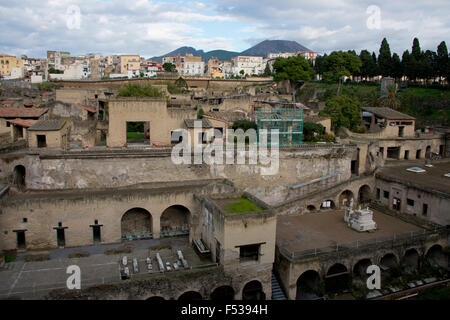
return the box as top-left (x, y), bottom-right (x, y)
top-left (296, 245), bottom-right (448, 299)
top-left (307, 184), bottom-right (373, 212)
top-left (145, 281), bottom-right (265, 301)
top-left (121, 205), bottom-right (190, 240)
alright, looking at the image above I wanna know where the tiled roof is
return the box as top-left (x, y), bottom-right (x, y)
top-left (204, 111), bottom-right (246, 123)
top-left (7, 119), bottom-right (37, 128)
top-left (362, 107), bottom-right (415, 120)
top-left (0, 107), bottom-right (48, 118)
top-left (74, 103), bottom-right (96, 113)
top-left (28, 119), bottom-right (67, 131)
top-left (184, 118), bottom-right (212, 128)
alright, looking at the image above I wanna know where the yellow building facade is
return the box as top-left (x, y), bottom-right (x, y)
top-left (0, 54), bottom-right (23, 77)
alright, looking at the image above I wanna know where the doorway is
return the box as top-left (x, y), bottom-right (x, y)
top-left (37, 135), bottom-right (47, 148)
top-left (93, 226), bottom-right (101, 243)
top-left (126, 121), bottom-right (150, 145)
top-left (393, 198), bottom-right (401, 211)
top-left (16, 230), bottom-right (26, 249)
top-left (56, 229), bottom-right (65, 247)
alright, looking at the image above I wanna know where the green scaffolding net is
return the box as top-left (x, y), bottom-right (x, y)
top-left (256, 107), bottom-right (303, 146)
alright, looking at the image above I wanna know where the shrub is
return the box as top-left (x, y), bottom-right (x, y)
top-left (117, 84), bottom-right (165, 98)
top-left (232, 120), bottom-right (257, 131)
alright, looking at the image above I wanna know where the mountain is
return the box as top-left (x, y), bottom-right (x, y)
top-left (151, 40), bottom-right (312, 62)
top-left (240, 40), bottom-right (312, 57)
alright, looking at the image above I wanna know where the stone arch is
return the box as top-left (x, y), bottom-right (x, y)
top-left (210, 285), bottom-right (235, 301)
top-left (306, 205), bottom-right (317, 212)
top-left (121, 208), bottom-right (152, 240)
top-left (13, 165), bottom-right (26, 191)
top-left (380, 252), bottom-right (400, 279)
top-left (242, 280), bottom-right (266, 300)
top-left (426, 244), bottom-right (447, 269)
top-left (160, 205), bottom-right (190, 238)
top-left (338, 190), bottom-right (354, 208)
top-left (296, 270), bottom-right (321, 300)
top-left (325, 263), bottom-right (349, 294)
top-left (353, 258), bottom-right (372, 279)
top-left (320, 200), bottom-right (335, 210)
top-left (403, 248), bottom-right (420, 272)
top-left (358, 185), bottom-right (372, 204)
top-left (380, 252), bottom-right (399, 268)
top-left (178, 291), bottom-right (202, 301)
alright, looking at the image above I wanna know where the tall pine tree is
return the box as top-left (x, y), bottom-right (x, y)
top-left (378, 38), bottom-right (393, 77)
top-left (437, 41), bottom-right (448, 83)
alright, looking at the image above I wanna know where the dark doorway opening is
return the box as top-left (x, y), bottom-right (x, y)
top-left (242, 281), bottom-right (265, 300)
top-left (37, 135), bottom-right (47, 148)
top-left (404, 150), bottom-right (409, 160)
top-left (56, 229), bottom-right (65, 247)
top-left (211, 286), bottom-right (235, 301)
top-left (15, 230), bottom-right (26, 249)
top-left (325, 264), bottom-right (349, 294)
top-left (416, 149), bottom-right (421, 159)
top-left (296, 270), bottom-right (321, 300)
top-left (93, 226), bottom-right (101, 244)
top-left (398, 126), bottom-right (404, 137)
top-left (387, 147), bottom-right (400, 159)
top-left (178, 291), bottom-right (202, 301)
top-left (13, 165), bottom-right (26, 191)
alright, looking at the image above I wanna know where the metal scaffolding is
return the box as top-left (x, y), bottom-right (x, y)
top-left (256, 107), bottom-right (303, 146)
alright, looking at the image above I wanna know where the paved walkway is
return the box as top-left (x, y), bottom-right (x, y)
top-left (0, 236), bottom-right (210, 300)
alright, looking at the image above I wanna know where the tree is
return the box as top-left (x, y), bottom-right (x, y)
top-left (319, 95), bottom-right (361, 132)
top-left (322, 51), bottom-right (361, 95)
top-left (272, 55), bottom-right (315, 83)
top-left (378, 38), bottom-right (393, 77)
top-left (437, 41), bottom-right (448, 82)
top-left (303, 122), bottom-right (325, 141)
top-left (378, 84), bottom-right (400, 109)
top-left (391, 53), bottom-right (403, 80)
top-left (359, 50), bottom-right (377, 80)
top-left (162, 62), bottom-right (177, 72)
top-left (263, 63), bottom-right (272, 77)
top-left (314, 54), bottom-right (327, 79)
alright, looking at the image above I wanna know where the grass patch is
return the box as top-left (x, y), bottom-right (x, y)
top-left (411, 285), bottom-right (450, 300)
top-left (5, 255), bottom-right (16, 263)
top-left (126, 132), bottom-right (145, 139)
top-left (223, 197), bottom-right (262, 214)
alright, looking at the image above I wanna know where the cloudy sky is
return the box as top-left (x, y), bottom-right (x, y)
top-left (0, 0), bottom-right (449, 58)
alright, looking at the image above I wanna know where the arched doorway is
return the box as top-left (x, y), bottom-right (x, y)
top-left (358, 185), bottom-right (371, 204)
top-left (325, 264), bottom-right (349, 294)
top-left (146, 296), bottom-right (165, 301)
top-left (13, 165), bottom-right (26, 191)
top-left (380, 253), bottom-right (399, 279)
top-left (296, 270), bottom-right (321, 300)
top-left (353, 258), bottom-right (372, 280)
top-left (339, 190), bottom-right (354, 208)
top-left (426, 245), bottom-right (448, 269)
top-left (160, 205), bottom-right (190, 238)
top-left (178, 291), bottom-right (202, 301)
top-left (307, 205), bottom-right (316, 212)
top-left (121, 208), bottom-right (152, 241)
top-left (320, 200), bottom-right (335, 210)
top-left (403, 249), bottom-right (420, 272)
top-left (242, 281), bottom-right (265, 300)
top-left (211, 286), bottom-right (235, 301)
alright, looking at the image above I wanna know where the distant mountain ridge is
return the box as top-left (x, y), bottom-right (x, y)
top-left (151, 40), bottom-right (313, 62)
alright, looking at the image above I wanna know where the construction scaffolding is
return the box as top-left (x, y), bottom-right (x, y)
top-left (256, 107), bottom-right (303, 146)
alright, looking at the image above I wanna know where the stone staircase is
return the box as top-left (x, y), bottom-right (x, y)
top-left (271, 272), bottom-right (287, 300)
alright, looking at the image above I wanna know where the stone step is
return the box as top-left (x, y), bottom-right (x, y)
top-left (271, 272), bottom-right (287, 300)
